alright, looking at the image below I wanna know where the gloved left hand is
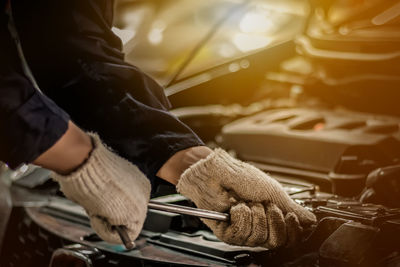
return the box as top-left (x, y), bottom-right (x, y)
top-left (177, 148), bottom-right (316, 248)
top-left (52, 133), bottom-right (151, 244)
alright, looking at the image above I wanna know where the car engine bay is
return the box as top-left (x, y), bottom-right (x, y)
top-left (1, 0), bottom-right (400, 266)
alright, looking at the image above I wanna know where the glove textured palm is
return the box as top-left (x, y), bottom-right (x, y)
top-left (52, 133), bottom-right (151, 244)
top-left (177, 149), bottom-right (316, 248)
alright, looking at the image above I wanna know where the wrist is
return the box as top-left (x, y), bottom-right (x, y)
top-left (156, 146), bottom-right (212, 185)
top-left (33, 121), bottom-right (93, 175)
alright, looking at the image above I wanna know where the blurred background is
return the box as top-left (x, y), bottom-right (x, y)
top-left (114, 0), bottom-right (308, 85)
top-left (111, 0), bottom-right (400, 114)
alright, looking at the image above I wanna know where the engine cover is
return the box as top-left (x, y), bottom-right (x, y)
top-left (221, 108), bottom-right (400, 196)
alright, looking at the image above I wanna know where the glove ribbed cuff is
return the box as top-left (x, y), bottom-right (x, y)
top-left (177, 148), bottom-right (241, 212)
top-left (52, 133), bottom-right (120, 198)
top-left (177, 148), bottom-right (227, 193)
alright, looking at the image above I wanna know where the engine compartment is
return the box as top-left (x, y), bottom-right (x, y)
top-left (1, 130), bottom-right (400, 266)
top-left (1, 1), bottom-right (400, 266)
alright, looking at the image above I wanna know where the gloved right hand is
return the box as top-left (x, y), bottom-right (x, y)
top-left (52, 133), bottom-right (151, 244)
top-left (177, 149), bottom-right (316, 249)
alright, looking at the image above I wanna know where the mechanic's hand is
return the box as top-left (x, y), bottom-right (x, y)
top-left (52, 133), bottom-right (151, 244)
top-left (177, 149), bottom-right (316, 249)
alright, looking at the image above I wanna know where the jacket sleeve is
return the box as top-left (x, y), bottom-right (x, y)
top-left (0, 11), bottom-right (70, 168)
top-left (11, 0), bottom-right (204, 186)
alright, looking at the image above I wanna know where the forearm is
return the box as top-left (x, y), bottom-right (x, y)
top-left (33, 121), bottom-right (92, 175)
top-left (156, 146), bottom-right (212, 185)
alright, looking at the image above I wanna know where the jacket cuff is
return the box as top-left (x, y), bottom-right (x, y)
top-left (1, 91), bottom-right (69, 168)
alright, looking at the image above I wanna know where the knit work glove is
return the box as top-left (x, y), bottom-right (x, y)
top-left (177, 149), bottom-right (316, 249)
top-left (52, 133), bottom-right (151, 244)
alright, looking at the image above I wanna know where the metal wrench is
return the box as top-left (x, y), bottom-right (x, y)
top-left (148, 201), bottom-right (230, 221)
top-left (116, 201), bottom-right (229, 249)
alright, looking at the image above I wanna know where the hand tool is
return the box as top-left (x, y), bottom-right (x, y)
top-left (115, 226), bottom-right (136, 250)
top-left (148, 200), bottom-right (230, 221)
top-left (117, 201), bottom-right (229, 249)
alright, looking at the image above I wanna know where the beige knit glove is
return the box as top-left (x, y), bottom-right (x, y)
top-left (177, 149), bottom-right (316, 249)
top-left (52, 133), bottom-right (151, 244)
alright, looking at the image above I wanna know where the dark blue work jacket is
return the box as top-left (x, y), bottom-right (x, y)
top-left (0, 0), bottom-right (203, 186)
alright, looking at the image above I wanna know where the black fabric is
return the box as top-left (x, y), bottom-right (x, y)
top-left (0, 10), bottom-right (70, 167)
top-left (1, 0), bottom-right (203, 185)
